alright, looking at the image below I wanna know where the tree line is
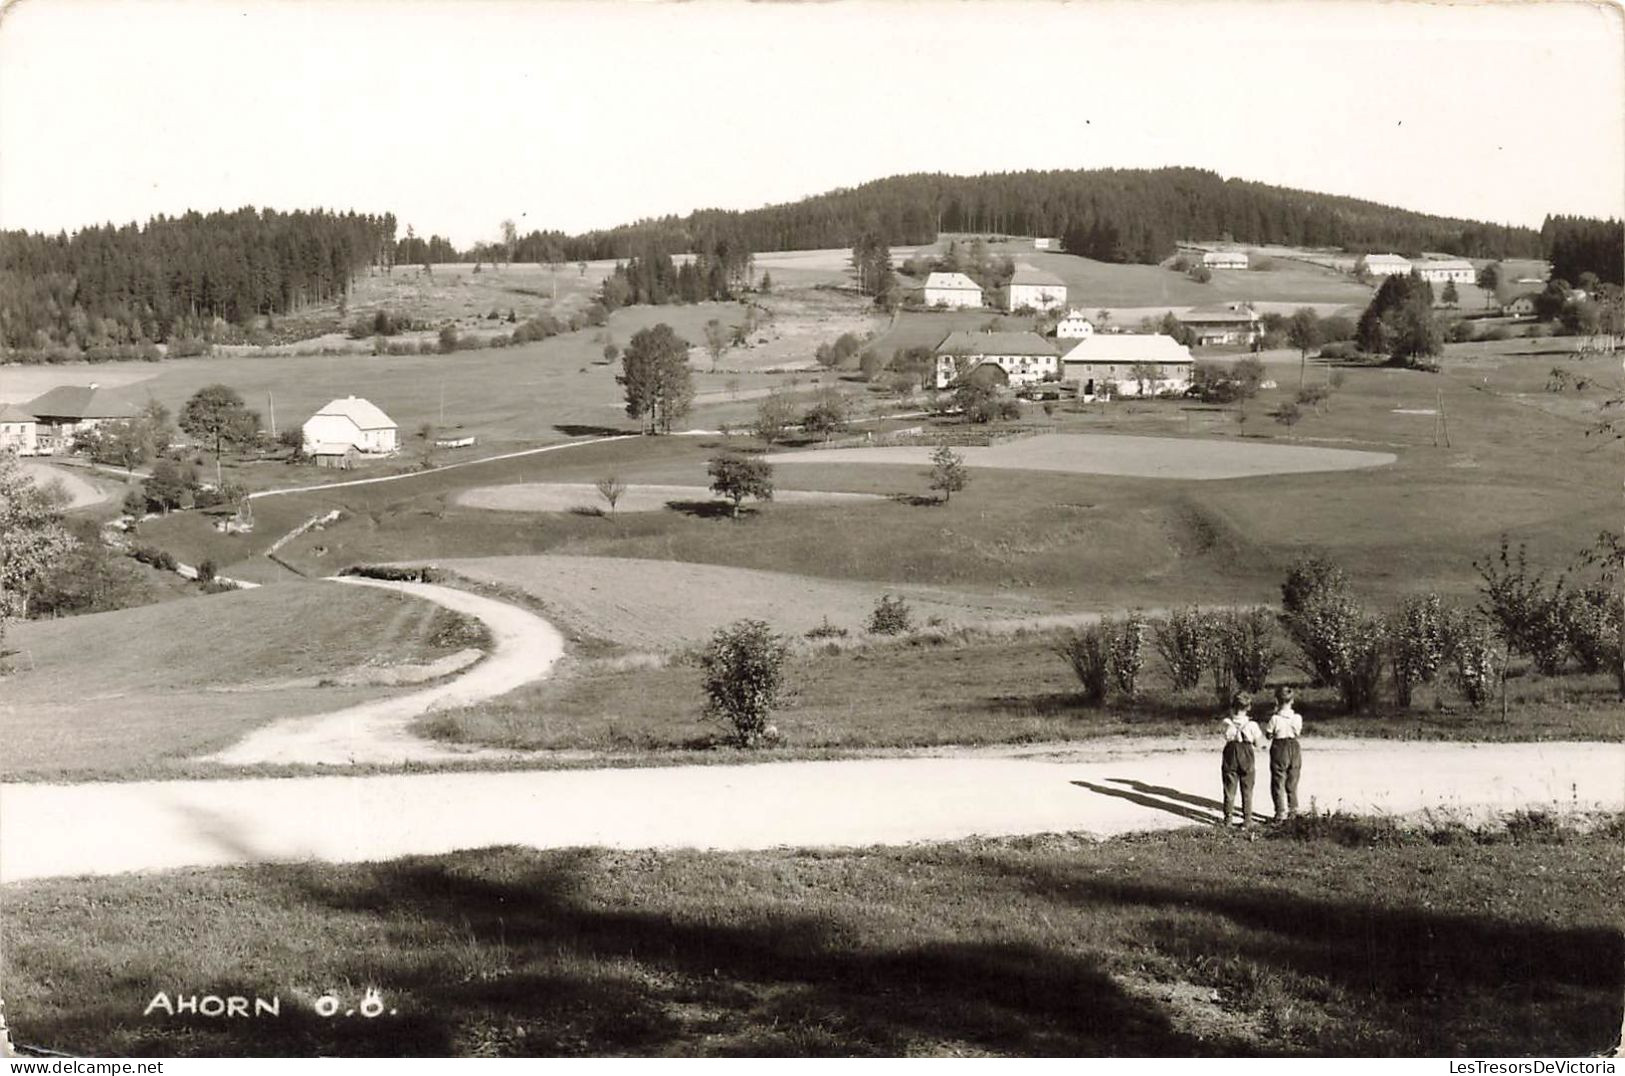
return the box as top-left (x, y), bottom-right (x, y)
top-left (1, 208), bottom-right (396, 352)
top-left (1541, 215), bottom-right (1624, 287)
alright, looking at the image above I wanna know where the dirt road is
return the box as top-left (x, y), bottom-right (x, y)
top-left (199, 578), bottom-right (562, 766)
top-left (20, 461), bottom-right (113, 509)
top-left (3, 740), bottom-right (1616, 884)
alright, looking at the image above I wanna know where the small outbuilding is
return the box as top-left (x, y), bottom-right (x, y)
top-left (1202, 250), bottom-right (1249, 270)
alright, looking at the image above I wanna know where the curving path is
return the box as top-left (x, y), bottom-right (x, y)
top-left (199, 578), bottom-right (563, 766)
top-left (2, 739), bottom-right (1619, 884)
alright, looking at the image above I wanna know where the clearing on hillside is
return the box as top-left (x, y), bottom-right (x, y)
top-left (437, 554), bottom-right (1070, 650)
top-left (456, 482), bottom-right (886, 514)
top-left (768, 433), bottom-right (1397, 480)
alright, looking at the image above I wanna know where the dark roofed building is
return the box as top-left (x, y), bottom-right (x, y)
top-left (23, 383), bottom-right (138, 455)
top-left (934, 330), bottom-right (1060, 388)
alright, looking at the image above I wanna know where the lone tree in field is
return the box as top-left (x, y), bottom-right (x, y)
top-left (700, 619), bottom-right (791, 747)
top-left (708, 453), bottom-right (774, 517)
top-left (703, 318), bottom-right (728, 370)
top-left (752, 390), bottom-right (797, 446)
top-left (927, 444), bottom-right (969, 502)
top-left (619, 323), bottom-right (694, 434)
top-left (179, 384), bottom-right (259, 485)
top-left (595, 474), bottom-right (627, 516)
top-left (1286, 307), bottom-right (1321, 388)
top-left (1441, 280), bottom-right (1459, 308)
top-left (800, 392), bottom-right (849, 442)
top-left (0, 450), bottom-right (77, 647)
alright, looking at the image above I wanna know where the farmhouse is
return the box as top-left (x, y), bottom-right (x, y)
top-left (1202, 250), bottom-right (1249, 270)
top-left (1033, 237), bottom-right (1057, 250)
top-left (1055, 309), bottom-right (1096, 339)
top-left (1414, 258), bottom-right (1475, 284)
top-left (922, 272), bottom-right (983, 309)
top-left (1358, 254), bottom-right (1412, 277)
top-left (1502, 293), bottom-right (1539, 317)
top-left (1004, 265), bottom-right (1068, 312)
top-left (23, 384), bottom-right (138, 455)
top-left (0, 403), bottom-right (39, 456)
top-left (301, 396), bottom-right (399, 457)
top-left (1179, 302), bottom-right (1261, 347)
top-left (934, 330), bottom-right (1060, 389)
top-left (1060, 333), bottom-right (1193, 398)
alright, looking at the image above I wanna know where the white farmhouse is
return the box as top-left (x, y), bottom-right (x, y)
top-left (1179, 302), bottom-right (1261, 347)
top-left (302, 396), bottom-right (399, 457)
top-left (1413, 258), bottom-right (1475, 284)
top-left (1005, 265), bottom-right (1068, 312)
top-left (1358, 254), bottom-right (1412, 277)
top-left (922, 272), bottom-right (983, 309)
top-left (0, 403), bottom-right (39, 456)
top-left (1055, 309), bottom-right (1096, 339)
top-left (1060, 334), bottom-right (1194, 398)
top-left (1502, 293), bottom-right (1539, 317)
top-left (934, 330), bottom-right (1060, 389)
top-left (1202, 250), bottom-right (1249, 270)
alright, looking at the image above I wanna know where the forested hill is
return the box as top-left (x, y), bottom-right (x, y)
top-left (1, 208), bottom-right (396, 351)
top-left (536, 167), bottom-right (1543, 264)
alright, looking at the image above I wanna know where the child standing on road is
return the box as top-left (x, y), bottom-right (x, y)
top-left (1264, 685), bottom-right (1304, 821)
top-left (1220, 691), bottom-right (1264, 829)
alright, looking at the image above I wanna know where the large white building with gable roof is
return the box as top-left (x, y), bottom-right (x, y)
top-left (302, 395), bottom-right (399, 456)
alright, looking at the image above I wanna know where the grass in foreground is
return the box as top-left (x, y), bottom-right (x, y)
top-left (417, 632), bottom-right (1625, 754)
top-left (4, 815), bottom-right (1620, 1057)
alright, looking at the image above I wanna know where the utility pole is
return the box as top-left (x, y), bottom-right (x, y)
top-left (1436, 388), bottom-right (1451, 448)
top-left (267, 391), bottom-right (277, 439)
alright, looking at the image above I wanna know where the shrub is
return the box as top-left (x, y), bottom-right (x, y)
top-left (1106, 611), bottom-right (1148, 698)
top-left (195, 558), bottom-right (217, 583)
top-left (1564, 586), bottom-right (1622, 675)
top-left (867, 594), bottom-right (914, 635)
top-left (1217, 607), bottom-right (1281, 692)
top-left (1280, 555), bottom-right (1353, 686)
top-left (1388, 593), bottom-right (1448, 707)
top-left (1444, 610), bottom-right (1501, 709)
top-left (804, 617), bottom-right (848, 640)
top-left (1332, 614), bottom-right (1387, 712)
top-left (438, 325), bottom-right (460, 354)
top-left (699, 619), bottom-right (791, 747)
top-left (1057, 624), bottom-right (1110, 706)
top-left (1475, 537), bottom-right (1570, 673)
top-left (1317, 341), bottom-right (1364, 361)
top-left (130, 545), bottom-right (178, 572)
top-left (1152, 606), bottom-right (1209, 691)
top-left (1480, 325), bottom-right (1511, 342)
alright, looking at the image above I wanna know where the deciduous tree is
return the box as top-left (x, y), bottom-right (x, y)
top-left (708, 453), bottom-right (774, 517)
top-left (927, 444), bottom-right (968, 502)
top-left (178, 384), bottom-right (258, 484)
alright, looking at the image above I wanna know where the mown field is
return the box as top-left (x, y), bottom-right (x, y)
top-left (5, 819), bottom-right (1619, 1057)
top-left (0, 582), bottom-right (478, 777)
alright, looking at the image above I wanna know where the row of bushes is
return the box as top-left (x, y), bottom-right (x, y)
top-left (1053, 544), bottom-right (1621, 714)
top-left (341, 564), bottom-right (443, 583)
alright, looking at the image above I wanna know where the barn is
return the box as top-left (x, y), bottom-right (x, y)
top-left (1060, 334), bottom-right (1194, 398)
top-left (301, 396), bottom-right (399, 457)
top-left (1004, 266), bottom-right (1068, 312)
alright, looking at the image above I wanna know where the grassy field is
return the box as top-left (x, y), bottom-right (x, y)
top-left (0, 583), bottom-right (480, 777)
top-left (4, 818), bottom-right (1619, 1057)
top-left (433, 554), bottom-right (1067, 653)
top-left (131, 335), bottom-right (1621, 618)
top-left (417, 623), bottom-right (1625, 754)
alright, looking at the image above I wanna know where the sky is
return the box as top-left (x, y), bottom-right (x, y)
top-left (1, 0), bottom-right (1621, 248)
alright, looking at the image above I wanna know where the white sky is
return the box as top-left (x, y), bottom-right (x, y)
top-left (1, 0), bottom-right (1621, 248)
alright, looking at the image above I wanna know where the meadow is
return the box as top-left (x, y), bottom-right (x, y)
top-left (0, 582), bottom-right (479, 777)
top-left (5, 819), bottom-right (1619, 1056)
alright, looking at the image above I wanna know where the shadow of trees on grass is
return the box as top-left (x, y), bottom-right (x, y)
top-left (15, 837), bottom-right (1623, 1057)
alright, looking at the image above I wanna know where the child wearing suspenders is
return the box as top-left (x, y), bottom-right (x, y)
top-left (1219, 691), bottom-right (1264, 829)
